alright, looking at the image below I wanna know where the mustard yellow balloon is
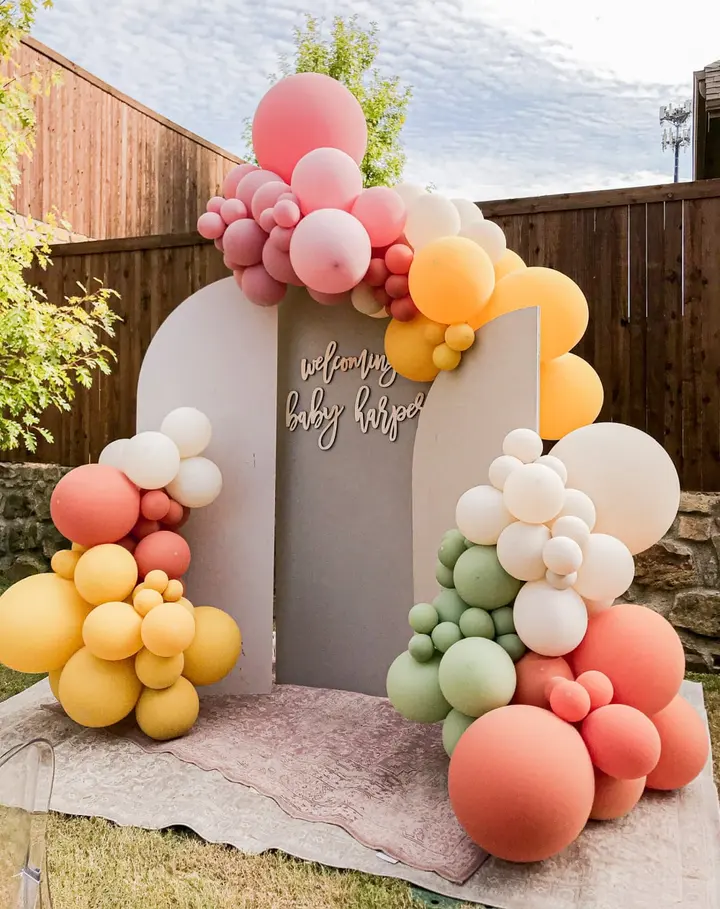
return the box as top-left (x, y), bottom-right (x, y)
top-left (540, 353), bottom-right (604, 440)
top-left (82, 601), bottom-right (143, 661)
top-left (51, 549), bottom-right (81, 580)
top-left (164, 579), bottom-right (184, 602)
top-left (0, 573), bottom-right (92, 673)
top-left (141, 602), bottom-right (196, 658)
top-left (135, 677), bottom-right (200, 741)
top-left (384, 313), bottom-right (442, 383)
top-left (133, 587), bottom-right (163, 617)
top-left (71, 542), bottom-right (88, 554)
top-left (444, 323), bottom-right (475, 352)
top-left (144, 570), bottom-right (169, 594)
top-left (494, 249), bottom-right (527, 282)
top-left (74, 544), bottom-right (138, 607)
top-left (49, 667), bottom-right (63, 700)
top-left (182, 606), bottom-right (242, 687)
top-left (58, 647), bottom-right (142, 728)
top-left (432, 343), bottom-right (462, 371)
top-left (408, 236), bottom-right (495, 325)
top-left (176, 596), bottom-right (195, 616)
top-left (135, 648), bottom-right (184, 690)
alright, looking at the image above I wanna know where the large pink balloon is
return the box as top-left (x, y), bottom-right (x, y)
top-left (351, 187), bottom-right (406, 248)
top-left (291, 148), bottom-right (363, 215)
top-left (197, 211), bottom-right (225, 240)
top-left (262, 241), bottom-right (303, 286)
top-left (251, 73), bottom-right (368, 183)
top-left (251, 181), bottom-right (292, 221)
top-left (242, 264), bottom-right (287, 307)
top-left (223, 218), bottom-right (267, 267)
top-left (290, 210), bottom-right (371, 294)
top-left (236, 169), bottom-right (282, 209)
top-left (223, 163), bottom-right (258, 198)
top-left (308, 288), bottom-right (350, 306)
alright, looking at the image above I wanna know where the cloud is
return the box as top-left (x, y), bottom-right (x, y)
top-left (31, 0), bottom-right (705, 200)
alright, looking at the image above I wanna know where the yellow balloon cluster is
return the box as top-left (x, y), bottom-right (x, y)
top-left (0, 545), bottom-right (242, 741)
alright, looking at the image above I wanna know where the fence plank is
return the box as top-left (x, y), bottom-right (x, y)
top-left (682, 199), bottom-right (706, 489)
top-left (697, 197), bottom-right (720, 490)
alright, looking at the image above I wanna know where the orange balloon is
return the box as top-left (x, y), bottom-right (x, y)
top-left (582, 704), bottom-right (661, 780)
top-left (540, 354), bottom-right (604, 440)
top-left (590, 770), bottom-right (645, 820)
top-left (576, 670), bottom-right (614, 710)
top-left (570, 604), bottom-right (685, 717)
top-left (449, 704), bottom-right (595, 862)
top-left (549, 679), bottom-right (591, 723)
top-left (646, 695), bottom-right (710, 790)
top-left (513, 652), bottom-right (574, 709)
top-left (494, 249), bottom-right (527, 282)
top-left (408, 237), bottom-right (495, 325)
top-left (384, 313), bottom-right (442, 383)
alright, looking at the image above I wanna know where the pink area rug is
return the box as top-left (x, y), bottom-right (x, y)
top-left (121, 684), bottom-right (484, 884)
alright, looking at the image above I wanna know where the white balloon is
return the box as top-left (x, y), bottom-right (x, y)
top-left (98, 438), bottom-right (129, 471)
top-left (351, 283), bottom-right (383, 316)
top-left (160, 407), bottom-right (212, 459)
top-left (123, 432), bottom-right (181, 490)
top-left (514, 581), bottom-right (588, 656)
top-left (555, 488), bottom-right (597, 531)
top-left (535, 454), bottom-right (568, 485)
top-left (551, 515), bottom-right (591, 549)
top-left (460, 219), bottom-right (507, 264)
top-left (456, 485), bottom-right (513, 545)
top-left (405, 193), bottom-right (461, 250)
top-left (451, 198), bottom-right (484, 230)
top-left (392, 182), bottom-right (426, 208)
top-left (166, 457), bottom-right (223, 508)
top-left (369, 306), bottom-right (390, 319)
top-left (546, 570), bottom-right (577, 590)
top-left (503, 463), bottom-right (565, 525)
top-left (551, 422), bottom-right (680, 555)
top-left (573, 533), bottom-right (635, 602)
top-left (543, 536), bottom-right (583, 574)
top-left (488, 455), bottom-right (523, 491)
top-left (496, 521), bottom-right (550, 581)
top-left (584, 597), bottom-right (615, 616)
top-left (502, 428), bottom-right (543, 463)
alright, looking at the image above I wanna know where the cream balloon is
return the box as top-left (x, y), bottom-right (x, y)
top-left (551, 515), bottom-right (591, 549)
top-left (513, 581), bottom-right (588, 657)
top-left (451, 198), bottom-right (484, 230)
top-left (351, 283), bottom-right (383, 316)
top-left (460, 219), bottom-right (507, 264)
top-left (166, 457), bottom-right (223, 508)
top-left (455, 485), bottom-right (513, 545)
top-left (496, 521), bottom-right (550, 581)
top-left (369, 306), bottom-right (390, 320)
top-left (535, 454), bottom-right (568, 485)
top-left (488, 455), bottom-right (522, 491)
top-left (554, 488), bottom-right (597, 531)
top-left (160, 407), bottom-right (212, 458)
top-left (392, 182), bottom-right (426, 208)
top-left (543, 536), bottom-right (583, 574)
top-left (503, 463), bottom-right (565, 525)
top-left (404, 194), bottom-right (461, 250)
top-left (551, 423), bottom-right (681, 555)
top-left (98, 438), bottom-right (129, 471)
top-left (546, 570), bottom-right (577, 590)
top-left (502, 428), bottom-right (543, 464)
top-left (584, 597), bottom-right (615, 616)
top-left (573, 533), bottom-right (635, 601)
top-left (123, 432), bottom-right (181, 490)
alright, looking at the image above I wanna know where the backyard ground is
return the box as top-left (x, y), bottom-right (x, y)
top-left (1, 664), bottom-right (718, 909)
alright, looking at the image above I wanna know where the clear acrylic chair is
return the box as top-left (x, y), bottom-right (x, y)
top-left (0, 739), bottom-right (54, 909)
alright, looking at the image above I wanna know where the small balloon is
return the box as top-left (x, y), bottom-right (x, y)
top-left (351, 186), bottom-right (407, 248)
top-left (460, 219), bottom-right (507, 264)
top-left (251, 180), bottom-right (292, 221)
top-left (384, 243), bottom-right (414, 275)
top-left (220, 198), bottom-right (248, 224)
top-left (197, 212), bottom-right (225, 240)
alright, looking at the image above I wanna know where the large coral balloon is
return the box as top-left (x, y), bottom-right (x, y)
top-left (581, 704), bottom-right (661, 780)
top-left (646, 695), bottom-right (710, 790)
top-left (51, 464), bottom-right (140, 547)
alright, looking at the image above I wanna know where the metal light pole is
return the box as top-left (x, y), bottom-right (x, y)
top-left (660, 100), bottom-right (692, 183)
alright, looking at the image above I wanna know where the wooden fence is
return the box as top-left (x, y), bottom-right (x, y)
top-left (7, 178), bottom-right (720, 490)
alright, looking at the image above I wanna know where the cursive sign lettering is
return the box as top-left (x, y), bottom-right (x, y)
top-left (300, 341), bottom-right (396, 388)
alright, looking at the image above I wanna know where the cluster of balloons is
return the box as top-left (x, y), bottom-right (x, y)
top-left (387, 422), bottom-right (710, 863)
top-left (0, 408), bottom-right (241, 742)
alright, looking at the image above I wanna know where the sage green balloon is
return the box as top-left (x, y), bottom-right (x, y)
top-left (409, 602), bottom-right (439, 634)
top-left (438, 637), bottom-right (517, 717)
top-left (453, 545), bottom-right (522, 610)
top-left (409, 633), bottom-right (435, 663)
top-left (497, 633), bottom-right (527, 663)
top-left (386, 652), bottom-right (450, 723)
top-left (442, 708), bottom-right (476, 757)
top-left (463, 536), bottom-right (474, 549)
top-left (432, 589), bottom-right (468, 624)
top-left (458, 607), bottom-right (495, 639)
top-left (436, 560), bottom-right (455, 588)
top-left (438, 529), bottom-right (467, 570)
top-left (431, 621), bottom-right (463, 653)
top-left (492, 605), bottom-right (516, 636)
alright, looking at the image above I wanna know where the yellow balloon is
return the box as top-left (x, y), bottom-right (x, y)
top-left (82, 601), bottom-right (143, 661)
top-left (135, 677), bottom-right (200, 741)
top-left (135, 648), bottom-right (184, 690)
top-left (144, 570), bottom-right (169, 594)
top-left (176, 596), bottom-right (195, 616)
top-left (182, 606), bottom-right (242, 687)
top-left (163, 579), bottom-right (184, 602)
top-left (444, 323), bottom-right (475, 352)
top-left (432, 343), bottom-right (462, 371)
top-left (384, 313), bottom-right (442, 383)
top-left (494, 249), bottom-right (527, 282)
top-left (540, 353), bottom-right (604, 440)
top-left (51, 549), bottom-right (81, 580)
top-left (71, 542), bottom-right (88, 554)
top-left (408, 236), bottom-right (495, 324)
top-left (58, 647), bottom-right (142, 727)
top-left (141, 602), bottom-right (195, 658)
top-left (74, 544), bottom-right (138, 607)
top-left (0, 573), bottom-right (92, 673)
top-left (133, 588), bottom-right (163, 617)
top-left (49, 667), bottom-right (63, 700)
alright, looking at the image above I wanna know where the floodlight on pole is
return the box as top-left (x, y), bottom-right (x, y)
top-left (659, 100), bottom-right (691, 183)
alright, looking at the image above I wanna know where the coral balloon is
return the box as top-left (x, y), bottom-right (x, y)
top-left (409, 237), bottom-right (495, 325)
top-left (576, 670), bottom-right (614, 710)
top-left (242, 264), bottom-right (287, 307)
top-left (182, 606), bottom-right (242, 686)
top-left (223, 218), bottom-right (268, 268)
top-left (250, 180), bottom-right (291, 221)
top-left (385, 243), bottom-right (414, 275)
top-left (222, 162), bottom-right (257, 198)
top-left (540, 354), bottom-right (603, 440)
top-left (206, 196), bottom-right (224, 214)
top-left (51, 464), bottom-right (140, 547)
top-left (82, 601), bottom-right (143, 661)
top-left (141, 602), bottom-right (196, 658)
top-left (494, 249), bottom-right (527, 282)
top-left (365, 257), bottom-right (390, 287)
top-left (252, 73), bottom-right (367, 182)
top-left (512, 652), bottom-right (574, 708)
top-left (291, 148), bottom-right (363, 214)
top-left (582, 704), bottom-right (661, 779)
top-left (273, 199), bottom-right (300, 229)
top-left (197, 212), bottom-right (225, 240)
top-left (570, 604), bottom-right (684, 716)
top-left (290, 209), bottom-right (371, 294)
top-left (449, 705), bottom-right (595, 862)
top-left (307, 288), bottom-right (349, 306)
top-left (74, 543), bottom-right (139, 606)
top-left (646, 695), bottom-right (710, 790)
top-left (549, 679), bottom-right (591, 722)
top-left (351, 187), bottom-right (406, 248)
top-left (135, 677), bottom-right (200, 741)
top-left (58, 647), bottom-right (142, 728)
top-left (135, 649), bottom-right (184, 690)
top-left (134, 530), bottom-right (191, 580)
top-left (591, 771), bottom-right (646, 820)
top-left (141, 490), bottom-right (171, 522)
top-left (389, 295), bottom-right (418, 322)
top-left (385, 274), bottom-right (409, 299)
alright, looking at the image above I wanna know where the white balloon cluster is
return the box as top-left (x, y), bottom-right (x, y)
top-left (99, 407), bottom-right (223, 509)
top-left (455, 428), bottom-right (636, 659)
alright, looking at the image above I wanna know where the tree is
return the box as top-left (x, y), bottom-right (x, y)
top-left (244, 15), bottom-right (412, 188)
top-left (0, 0), bottom-right (120, 452)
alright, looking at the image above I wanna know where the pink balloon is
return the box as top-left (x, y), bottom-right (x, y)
top-left (289, 209), bottom-right (371, 294)
top-left (223, 163), bottom-right (258, 198)
top-left (251, 72), bottom-right (368, 183)
top-left (365, 257), bottom-right (390, 287)
top-left (270, 225), bottom-right (294, 253)
top-left (220, 198), bottom-right (248, 224)
top-left (251, 181), bottom-right (291, 221)
top-left (232, 267), bottom-right (246, 289)
top-left (291, 148), bottom-right (363, 215)
top-left (373, 286), bottom-right (392, 308)
top-left (385, 243), bottom-right (414, 275)
top-left (274, 199), bottom-right (301, 229)
top-left (351, 187), bottom-right (406, 248)
top-left (262, 241), bottom-right (303, 286)
top-left (236, 169), bottom-right (282, 208)
top-left (214, 237), bottom-right (225, 252)
top-left (197, 211), bottom-right (226, 240)
top-left (223, 218), bottom-right (267, 267)
top-left (224, 254), bottom-right (241, 271)
top-left (258, 208), bottom-right (277, 233)
top-left (385, 274), bottom-right (409, 299)
top-left (241, 264), bottom-right (287, 307)
top-left (390, 295), bottom-right (418, 322)
top-left (278, 191), bottom-right (299, 205)
top-left (308, 288), bottom-right (350, 306)
top-left (206, 196), bottom-right (225, 214)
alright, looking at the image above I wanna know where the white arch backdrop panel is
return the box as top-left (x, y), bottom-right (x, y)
top-left (137, 277), bottom-right (277, 696)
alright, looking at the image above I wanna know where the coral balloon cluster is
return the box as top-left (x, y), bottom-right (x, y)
top-left (0, 408), bottom-right (241, 741)
top-left (387, 422), bottom-right (709, 863)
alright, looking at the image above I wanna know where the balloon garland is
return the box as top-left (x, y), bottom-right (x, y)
top-left (0, 408), bottom-right (242, 742)
top-left (387, 423), bottom-right (709, 864)
top-left (198, 72), bottom-right (603, 441)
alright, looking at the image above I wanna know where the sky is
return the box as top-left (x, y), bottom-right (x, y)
top-left (31, 0), bottom-right (720, 201)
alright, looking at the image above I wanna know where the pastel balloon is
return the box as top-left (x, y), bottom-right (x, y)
top-left (258, 209), bottom-right (276, 233)
top-left (351, 283), bottom-right (383, 316)
top-left (535, 454), bottom-right (568, 484)
top-left (496, 521), bottom-right (551, 581)
top-left (292, 147), bottom-right (363, 214)
top-left (123, 432), bottom-right (181, 490)
top-left (134, 530), bottom-right (191, 580)
top-left (250, 180), bottom-right (292, 221)
top-left (494, 249), bottom-right (527, 282)
top-left (50, 464), bottom-right (140, 548)
top-left (223, 218), bottom-right (267, 268)
top-left (197, 212), bottom-right (225, 240)
top-left (646, 695), bottom-right (710, 790)
top-left (384, 313), bottom-right (442, 382)
top-left (98, 437), bottom-right (129, 471)
top-left (503, 427), bottom-right (543, 463)
top-left (573, 533), bottom-right (635, 602)
top-left (386, 652), bottom-right (451, 724)
top-left (554, 487), bottom-right (597, 531)
top-left (405, 193), bottom-right (461, 250)
top-left (263, 241), bottom-right (303, 286)
top-left (307, 288), bottom-right (350, 306)
top-left (540, 354), bottom-right (604, 440)
top-left (235, 169), bottom-right (282, 209)
top-left (392, 183), bottom-right (426, 208)
top-left (141, 490), bottom-right (171, 522)
top-left (242, 264), bottom-right (287, 307)
top-left (269, 225), bottom-right (294, 252)
top-left (206, 196), bottom-right (224, 214)
top-left (512, 652), bottom-right (574, 708)
top-left (503, 463), bottom-right (565, 525)
top-left (385, 243), bottom-right (414, 275)
top-left (543, 535), bottom-right (583, 575)
top-left (582, 704), bottom-right (661, 780)
top-left (488, 454), bottom-right (522, 491)
top-left (451, 198), bottom-right (484, 229)
top-left (591, 771), bottom-right (645, 821)
top-left (460, 218), bottom-right (507, 264)
top-left (252, 72), bottom-right (367, 182)
top-left (513, 580), bottom-right (588, 657)
top-left (549, 678), bottom-right (591, 723)
top-left (455, 485), bottom-right (513, 545)
top-left (220, 198), bottom-right (248, 224)
top-left (160, 407), bottom-right (212, 459)
top-left (222, 162), bottom-right (258, 198)
top-left (290, 209), bottom-right (371, 294)
top-left (274, 199), bottom-right (301, 228)
top-left (351, 187), bottom-right (406, 248)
